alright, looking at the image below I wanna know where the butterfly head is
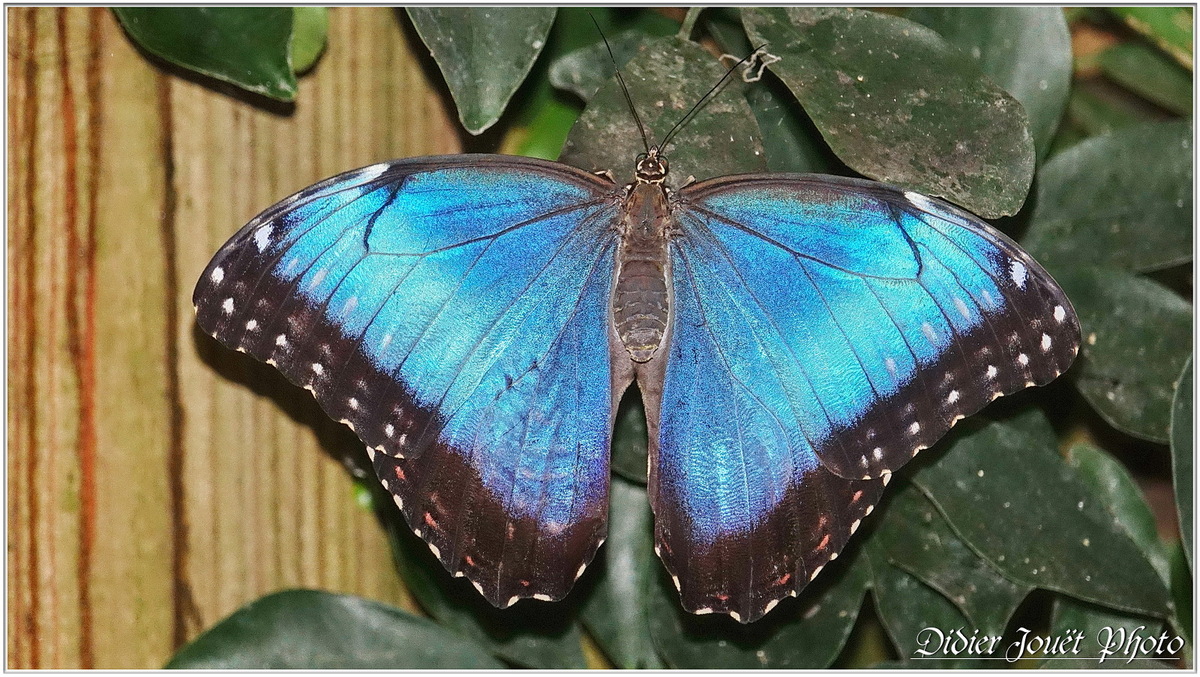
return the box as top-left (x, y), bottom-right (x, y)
top-left (635, 147), bottom-right (669, 185)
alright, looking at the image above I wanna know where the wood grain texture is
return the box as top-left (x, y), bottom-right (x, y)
top-left (8, 7), bottom-right (461, 668)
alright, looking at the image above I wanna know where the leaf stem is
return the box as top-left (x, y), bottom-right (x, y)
top-left (678, 7), bottom-right (702, 41)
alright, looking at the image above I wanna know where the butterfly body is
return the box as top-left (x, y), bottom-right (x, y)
top-left (614, 153), bottom-right (674, 363)
top-left (195, 150), bottom-right (1079, 623)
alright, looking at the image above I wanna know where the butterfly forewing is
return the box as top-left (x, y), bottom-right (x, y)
top-left (194, 155), bottom-right (630, 607)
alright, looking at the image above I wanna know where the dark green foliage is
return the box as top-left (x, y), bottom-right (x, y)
top-left (165, 590), bottom-right (504, 668)
top-left (154, 7), bottom-right (1192, 669)
top-left (113, 8), bottom-right (324, 101)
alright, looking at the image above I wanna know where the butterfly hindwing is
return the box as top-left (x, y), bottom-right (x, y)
top-left (642, 174), bottom-right (1079, 622)
top-left (194, 155), bottom-right (626, 606)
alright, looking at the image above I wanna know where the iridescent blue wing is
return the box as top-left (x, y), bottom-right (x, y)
top-left (645, 174), bottom-right (1080, 622)
top-left (194, 155), bottom-right (628, 607)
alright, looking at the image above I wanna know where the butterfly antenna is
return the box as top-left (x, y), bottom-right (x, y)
top-left (591, 14), bottom-right (651, 154)
top-left (658, 44), bottom-right (767, 153)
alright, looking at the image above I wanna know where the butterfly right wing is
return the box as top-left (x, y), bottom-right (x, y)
top-left (193, 155), bottom-right (629, 606)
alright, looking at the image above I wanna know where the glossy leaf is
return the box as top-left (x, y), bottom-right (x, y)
top-left (876, 481), bottom-right (1031, 637)
top-left (1108, 7), bottom-right (1194, 69)
top-left (113, 7), bottom-right (297, 100)
top-left (1059, 85), bottom-right (1152, 141)
top-left (289, 7), bottom-right (328, 74)
top-left (548, 15), bottom-right (678, 102)
top-left (743, 74), bottom-right (834, 174)
top-left (407, 8), bottom-right (557, 134)
top-left (1171, 357), bottom-right (1193, 570)
top-left (579, 477), bottom-right (665, 668)
top-left (1066, 443), bottom-right (1171, 585)
top-left (700, 8), bottom-right (834, 174)
top-left (386, 512), bottom-right (587, 669)
top-left (1049, 595), bottom-right (1170, 668)
top-left (166, 589), bottom-right (503, 669)
top-left (911, 410), bottom-right (1172, 618)
top-left (742, 7), bottom-right (1035, 218)
top-left (650, 548), bottom-right (870, 668)
top-left (868, 543), bottom-right (984, 668)
top-left (611, 387), bottom-right (649, 484)
top-left (561, 36), bottom-right (766, 184)
top-left (1056, 268), bottom-right (1193, 443)
top-left (907, 7), bottom-right (1072, 162)
top-left (1099, 43), bottom-right (1193, 116)
top-left (1023, 121), bottom-right (1192, 274)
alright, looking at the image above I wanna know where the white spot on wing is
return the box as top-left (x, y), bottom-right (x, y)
top-left (921, 322), bottom-right (937, 343)
top-left (904, 190), bottom-right (937, 213)
top-left (275, 334), bottom-right (288, 347)
top-left (222, 298), bottom-right (235, 314)
top-left (245, 319), bottom-right (257, 331)
top-left (909, 422), bottom-right (921, 434)
top-left (1018, 353), bottom-right (1029, 366)
top-left (953, 297), bottom-right (970, 319)
top-left (533, 594), bottom-right (552, 602)
top-left (1010, 260), bottom-right (1027, 288)
top-left (210, 267), bottom-right (224, 283)
top-left (948, 390), bottom-right (960, 404)
top-left (428, 544), bottom-right (441, 559)
top-left (359, 162), bottom-right (390, 181)
top-left (729, 611), bottom-right (742, 622)
top-left (254, 224), bottom-right (273, 252)
top-left (312, 362), bottom-right (324, 375)
top-left (385, 423), bottom-right (395, 438)
top-left (1054, 305), bottom-right (1066, 323)
top-left (1041, 333), bottom-right (1052, 351)
top-left (872, 447), bottom-right (883, 461)
top-left (986, 365), bottom-right (998, 379)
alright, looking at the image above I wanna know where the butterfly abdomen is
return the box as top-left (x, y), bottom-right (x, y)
top-left (614, 182), bottom-right (672, 363)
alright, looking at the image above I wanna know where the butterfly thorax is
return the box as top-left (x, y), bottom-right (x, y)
top-left (613, 150), bottom-right (673, 363)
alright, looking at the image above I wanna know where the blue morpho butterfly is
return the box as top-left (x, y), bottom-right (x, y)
top-left (193, 47), bottom-right (1080, 624)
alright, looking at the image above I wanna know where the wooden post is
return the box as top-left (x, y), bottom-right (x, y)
top-left (8, 7), bottom-right (461, 668)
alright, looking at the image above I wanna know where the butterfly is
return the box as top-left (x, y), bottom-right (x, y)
top-left (193, 58), bottom-right (1080, 624)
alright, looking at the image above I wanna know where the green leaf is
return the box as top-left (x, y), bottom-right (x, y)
top-left (166, 589), bottom-right (503, 669)
top-left (1022, 121), bottom-right (1192, 274)
top-left (743, 75), bottom-right (834, 174)
top-left (1059, 85), bottom-right (1153, 141)
top-left (876, 482), bottom-right (1031, 637)
top-left (1049, 595), bottom-right (1172, 668)
top-left (701, 8), bottom-right (834, 174)
top-left (611, 386), bottom-right (649, 484)
top-left (289, 7), bottom-right (328, 74)
top-left (561, 36), bottom-right (767, 183)
top-left (579, 477), bottom-right (665, 668)
top-left (407, 8), bottom-right (557, 135)
top-left (1108, 7), bottom-right (1193, 70)
top-left (548, 15), bottom-right (678, 102)
top-left (1066, 444), bottom-right (1171, 584)
top-left (386, 514), bottom-right (587, 669)
top-left (113, 8), bottom-right (298, 101)
top-left (868, 544), bottom-right (985, 668)
top-left (1098, 43), bottom-right (1193, 116)
top-left (906, 7), bottom-right (1072, 162)
top-left (742, 7), bottom-right (1035, 218)
top-left (1171, 356), bottom-right (1193, 570)
top-left (1169, 539), bottom-right (1193, 653)
top-left (910, 410), bottom-right (1172, 618)
top-left (649, 549), bottom-right (870, 668)
top-left (1055, 268), bottom-right (1193, 443)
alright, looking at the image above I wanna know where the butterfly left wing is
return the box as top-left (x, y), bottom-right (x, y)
top-left (193, 156), bottom-right (629, 607)
top-left (642, 174), bottom-right (1079, 622)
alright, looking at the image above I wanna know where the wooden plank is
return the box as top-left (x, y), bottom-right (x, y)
top-left (8, 7), bottom-right (462, 668)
